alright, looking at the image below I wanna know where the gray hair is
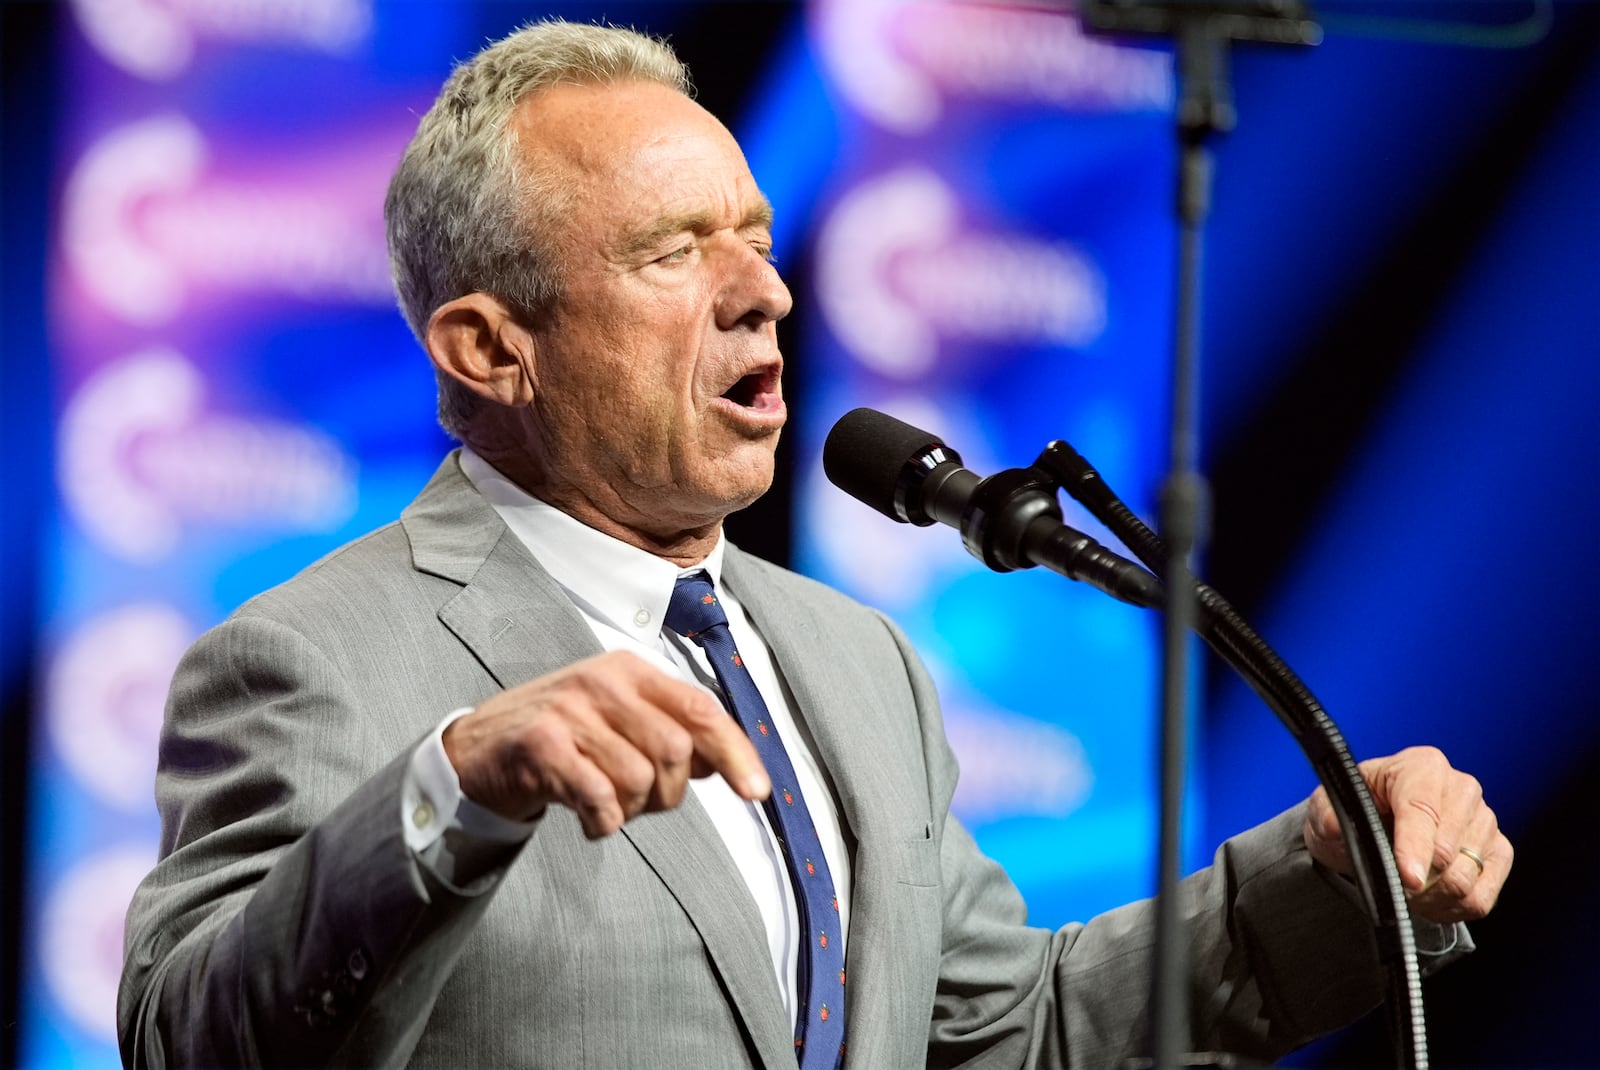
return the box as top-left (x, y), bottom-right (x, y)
top-left (385, 20), bottom-right (691, 439)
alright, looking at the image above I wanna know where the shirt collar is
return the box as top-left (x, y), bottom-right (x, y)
top-left (458, 447), bottom-right (725, 641)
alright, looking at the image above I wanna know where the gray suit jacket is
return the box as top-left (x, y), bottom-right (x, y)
top-left (118, 453), bottom-right (1445, 1068)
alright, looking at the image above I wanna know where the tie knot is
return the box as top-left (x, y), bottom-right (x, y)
top-left (665, 573), bottom-right (729, 638)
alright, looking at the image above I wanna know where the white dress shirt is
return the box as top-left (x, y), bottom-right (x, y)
top-left (400, 448), bottom-right (853, 1026)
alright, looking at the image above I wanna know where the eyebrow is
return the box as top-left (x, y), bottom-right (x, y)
top-left (618, 195), bottom-right (776, 259)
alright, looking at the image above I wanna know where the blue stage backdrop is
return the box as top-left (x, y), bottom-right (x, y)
top-left (9, 2), bottom-right (1597, 1067)
top-left (21, 4), bottom-right (459, 1064)
top-left (18, 4), bottom-right (1183, 1062)
top-left (12, 4), bottom-right (1190, 1062)
top-left (780, 0), bottom-right (1188, 924)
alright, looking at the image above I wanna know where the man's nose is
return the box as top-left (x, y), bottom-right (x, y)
top-left (716, 242), bottom-right (792, 330)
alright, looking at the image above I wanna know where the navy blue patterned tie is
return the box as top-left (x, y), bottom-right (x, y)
top-left (665, 572), bottom-right (846, 1070)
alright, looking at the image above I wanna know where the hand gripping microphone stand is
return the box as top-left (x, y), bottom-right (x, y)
top-left (1074, 3), bottom-right (1426, 1067)
top-left (1033, 442), bottom-right (1430, 1069)
top-left (821, 406), bottom-right (1429, 1067)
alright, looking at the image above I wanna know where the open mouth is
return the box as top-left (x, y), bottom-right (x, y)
top-left (722, 372), bottom-right (764, 407)
top-left (720, 365), bottom-right (781, 410)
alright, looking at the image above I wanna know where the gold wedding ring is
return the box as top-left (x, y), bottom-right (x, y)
top-left (1458, 845), bottom-right (1486, 875)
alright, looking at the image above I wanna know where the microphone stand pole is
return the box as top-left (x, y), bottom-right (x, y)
top-left (1078, 5), bottom-right (1321, 1066)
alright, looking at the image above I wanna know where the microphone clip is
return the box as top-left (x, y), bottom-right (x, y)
top-left (960, 450), bottom-right (1165, 609)
top-left (959, 463), bottom-right (1063, 573)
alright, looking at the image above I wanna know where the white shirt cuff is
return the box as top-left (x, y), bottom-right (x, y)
top-left (403, 706), bottom-right (538, 887)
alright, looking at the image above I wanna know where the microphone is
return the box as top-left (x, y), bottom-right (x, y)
top-left (823, 408), bottom-right (1164, 609)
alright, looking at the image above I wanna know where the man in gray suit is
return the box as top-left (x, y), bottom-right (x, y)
top-left (118, 20), bottom-right (1511, 1069)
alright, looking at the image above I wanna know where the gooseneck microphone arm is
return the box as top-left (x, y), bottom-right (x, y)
top-left (824, 408), bottom-right (1427, 1065)
top-left (1032, 439), bottom-right (1428, 1068)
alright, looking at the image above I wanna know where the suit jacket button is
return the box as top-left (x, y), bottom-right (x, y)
top-left (348, 949), bottom-right (368, 980)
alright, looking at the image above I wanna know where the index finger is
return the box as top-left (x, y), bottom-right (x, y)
top-left (1367, 752), bottom-right (1447, 892)
top-left (637, 669), bottom-right (771, 802)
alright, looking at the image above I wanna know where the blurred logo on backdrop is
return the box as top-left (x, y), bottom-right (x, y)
top-left (26, 1), bottom-right (1180, 1062)
top-left (63, 115), bottom-right (393, 325)
top-left (58, 348), bottom-right (357, 562)
top-left (47, 603), bottom-right (194, 811)
top-left (71, 0), bottom-right (372, 81)
top-left (28, 2), bottom-right (440, 1063)
top-left (41, 846), bottom-right (160, 1038)
top-left (814, 0), bottom-right (1171, 133)
top-left (816, 167), bottom-right (1106, 378)
top-left (790, 0), bottom-right (1175, 919)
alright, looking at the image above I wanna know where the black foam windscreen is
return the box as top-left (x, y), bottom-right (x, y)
top-left (822, 407), bottom-right (949, 522)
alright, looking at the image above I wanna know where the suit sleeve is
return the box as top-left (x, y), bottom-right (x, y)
top-left (871, 612), bottom-right (1469, 1067)
top-left (117, 614), bottom-right (516, 1068)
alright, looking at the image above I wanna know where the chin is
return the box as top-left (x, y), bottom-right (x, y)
top-left (719, 475), bottom-right (774, 516)
top-left (701, 456), bottom-right (776, 518)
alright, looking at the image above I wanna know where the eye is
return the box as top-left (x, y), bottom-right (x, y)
top-left (748, 237), bottom-right (775, 263)
top-left (658, 244), bottom-right (694, 265)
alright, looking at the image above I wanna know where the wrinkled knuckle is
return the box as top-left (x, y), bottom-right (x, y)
top-left (1392, 744), bottom-right (1432, 770)
top-left (1458, 772), bottom-right (1483, 802)
top-left (1460, 889), bottom-right (1493, 921)
top-left (615, 752), bottom-right (656, 805)
top-left (654, 722), bottom-right (694, 766)
top-left (583, 805), bottom-right (624, 840)
top-left (521, 714), bottom-right (572, 760)
top-left (567, 764), bottom-right (609, 806)
top-left (515, 729), bottom-right (566, 790)
top-left (572, 667), bottom-right (622, 707)
top-left (1406, 796), bottom-right (1443, 827)
top-left (1441, 865), bottom-right (1476, 900)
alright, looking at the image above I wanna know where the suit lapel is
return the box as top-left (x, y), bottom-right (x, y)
top-left (619, 810), bottom-right (796, 1070)
top-left (724, 549), bottom-right (914, 1070)
top-left (723, 551), bottom-right (877, 848)
top-left (402, 457), bottom-right (795, 1070)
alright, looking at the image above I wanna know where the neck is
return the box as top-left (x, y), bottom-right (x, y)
top-left (549, 493), bottom-right (723, 569)
top-left (468, 440), bottom-right (723, 569)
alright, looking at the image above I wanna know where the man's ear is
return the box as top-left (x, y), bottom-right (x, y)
top-left (424, 292), bottom-right (537, 407)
